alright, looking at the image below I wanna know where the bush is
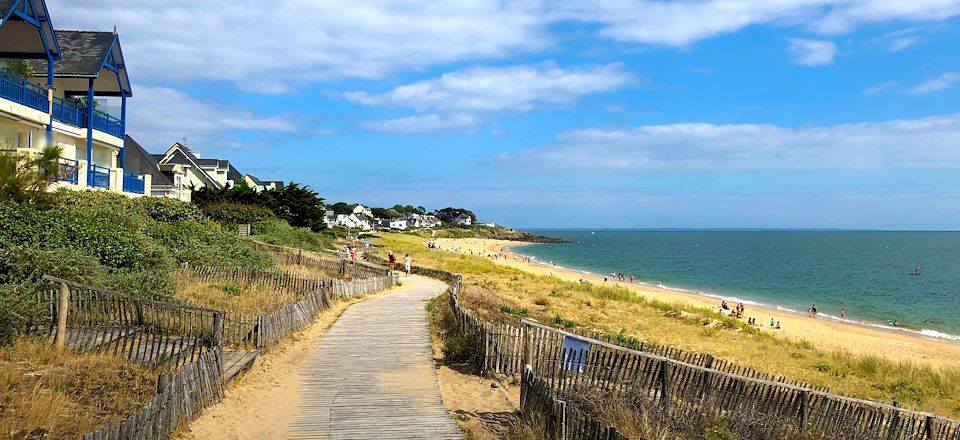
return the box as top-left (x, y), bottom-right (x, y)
top-left (139, 197), bottom-right (206, 223)
top-left (145, 220), bottom-right (270, 268)
top-left (253, 218), bottom-right (334, 252)
top-left (0, 283), bottom-right (43, 346)
top-left (201, 202), bottom-right (274, 224)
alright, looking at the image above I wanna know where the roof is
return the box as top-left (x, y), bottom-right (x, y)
top-left (155, 143), bottom-right (222, 189)
top-left (122, 135), bottom-right (172, 186)
top-left (28, 30), bottom-right (131, 96)
top-left (0, 0), bottom-right (61, 59)
top-left (226, 163), bottom-right (244, 183)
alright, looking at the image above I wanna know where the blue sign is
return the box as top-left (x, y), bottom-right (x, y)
top-left (562, 335), bottom-right (590, 373)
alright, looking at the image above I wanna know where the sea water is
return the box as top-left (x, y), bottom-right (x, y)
top-left (517, 230), bottom-right (960, 342)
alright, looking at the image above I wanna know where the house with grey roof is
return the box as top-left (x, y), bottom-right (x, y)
top-left (153, 142), bottom-right (249, 191)
top-left (122, 136), bottom-right (191, 201)
top-left (1, 0), bottom-right (148, 196)
top-left (243, 174), bottom-right (283, 192)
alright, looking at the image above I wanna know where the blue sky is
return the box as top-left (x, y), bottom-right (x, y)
top-left (51, 1), bottom-right (960, 229)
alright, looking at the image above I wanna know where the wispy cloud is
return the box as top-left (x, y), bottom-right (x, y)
top-left (347, 62), bottom-right (634, 133)
top-left (494, 113), bottom-right (960, 172)
top-left (889, 36), bottom-right (922, 52)
top-left (864, 81), bottom-right (899, 94)
top-left (45, 0), bottom-right (960, 92)
top-left (361, 114), bottom-right (480, 134)
top-left (909, 72), bottom-right (960, 95)
top-left (127, 86), bottom-right (296, 148)
top-left (345, 62), bottom-right (634, 113)
top-left (787, 38), bottom-right (837, 66)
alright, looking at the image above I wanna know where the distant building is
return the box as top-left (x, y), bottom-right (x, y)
top-left (353, 204), bottom-right (373, 217)
top-left (244, 174), bottom-right (283, 192)
top-left (123, 136), bottom-right (190, 201)
top-left (455, 213), bottom-right (472, 226)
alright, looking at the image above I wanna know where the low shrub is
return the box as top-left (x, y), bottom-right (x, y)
top-left (253, 218), bottom-right (335, 252)
top-left (201, 202), bottom-right (275, 224)
top-left (500, 304), bottom-right (529, 317)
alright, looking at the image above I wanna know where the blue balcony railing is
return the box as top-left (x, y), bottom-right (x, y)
top-left (52, 96), bottom-right (85, 127)
top-left (0, 70), bottom-right (48, 112)
top-left (122, 172), bottom-right (145, 194)
top-left (55, 158), bottom-right (79, 184)
top-left (92, 110), bottom-right (124, 138)
top-left (88, 164), bottom-right (110, 189)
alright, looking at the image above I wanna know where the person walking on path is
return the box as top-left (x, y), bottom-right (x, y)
top-left (388, 251), bottom-right (396, 273)
top-left (404, 254), bottom-right (412, 277)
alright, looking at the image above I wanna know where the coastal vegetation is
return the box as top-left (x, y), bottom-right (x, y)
top-left (0, 340), bottom-right (156, 439)
top-left (0, 186), bottom-right (344, 437)
top-left (376, 232), bottom-right (960, 419)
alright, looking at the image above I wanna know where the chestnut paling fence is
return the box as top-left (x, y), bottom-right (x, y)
top-left (32, 249), bottom-right (395, 440)
top-left (396, 259), bottom-right (960, 440)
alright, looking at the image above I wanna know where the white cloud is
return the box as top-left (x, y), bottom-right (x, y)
top-left (787, 38), bottom-right (837, 66)
top-left (345, 62), bottom-right (633, 113)
top-left (127, 85), bottom-right (296, 147)
top-left (46, 0), bottom-right (547, 92)
top-left (551, 0), bottom-right (960, 46)
top-left (889, 36), bottom-right (922, 51)
top-left (361, 114), bottom-right (480, 134)
top-left (44, 1), bottom-right (960, 92)
top-left (909, 72), bottom-right (960, 95)
top-left (864, 81), bottom-right (899, 94)
top-left (494, 113), bottom-right (960, 171)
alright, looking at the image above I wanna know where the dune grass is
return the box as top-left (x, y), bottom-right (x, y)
top-left (174, 277), bottom-right (302, 315)
top-left (377, 233), bottom-right (960, 418)
top-left (0, 340), bottom-right (156, 439)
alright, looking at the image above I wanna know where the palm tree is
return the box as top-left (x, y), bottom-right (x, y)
top-left (0, 144), bottom-right (64, 203)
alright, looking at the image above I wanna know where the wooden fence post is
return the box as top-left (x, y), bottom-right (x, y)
top-left (555, 399), bottom-right (567, 440)
top-left (523, 324), bottom-right (532, 367)
top-left (54, 282), bottom-right (70, 349)
top-left (659, 359), bottom-right (671, 407)
top-left (212, 313), bottom-right (223, 347)
top-left (924, 415), bottom-right (936, 439)
top-left (886, 401), bottom-right (901, 440)
top-left (799, 390), bottom-right (810, 432)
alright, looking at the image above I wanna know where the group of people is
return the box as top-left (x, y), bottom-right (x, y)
top-left (720, 300), bottom-right (782, 329)
top-left (720, 301), bottom-right (746, 319)
top-left (602, 273), bottom-right (637, 284)
top-left (386, 251), bottom-right (412, 276)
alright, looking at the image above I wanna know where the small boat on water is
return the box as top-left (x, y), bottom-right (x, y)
top-left (909, 266), bottom-right (922, 277)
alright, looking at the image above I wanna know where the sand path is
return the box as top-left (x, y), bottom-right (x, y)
top-left (176, 276), bottom-right (462, 439)
top-left (287, 274), bottom-right (462, 439)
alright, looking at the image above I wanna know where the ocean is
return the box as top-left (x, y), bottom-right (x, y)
top-left (517, 230), bottom-right (960, 342)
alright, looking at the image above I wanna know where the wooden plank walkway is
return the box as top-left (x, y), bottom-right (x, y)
top-left (222, 349), bottom-right (260, 383)
top-left (288, 275), bottom-right (462, 439)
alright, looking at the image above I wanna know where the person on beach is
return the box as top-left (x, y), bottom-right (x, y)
top-left (770, 318), bottom-right (775, 327)
top-left (404, 254), bottom-right (411, 277)
top-left (840, 306), bottom-right (846, 320)
top-left (776, 321), bottom-right (781, 329)
top-left (812, 304), bottom-right (817, 318)
top-left (629, 275), bottom-right (634, 284)
top-left (388, 251), bottom-right (396, 272)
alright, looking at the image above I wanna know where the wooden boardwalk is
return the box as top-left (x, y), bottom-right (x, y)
top-left (288, 275), bottom-right (462, 439)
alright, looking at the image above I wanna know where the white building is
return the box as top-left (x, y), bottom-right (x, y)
top-left (455, 213), bottom-right (473, 226)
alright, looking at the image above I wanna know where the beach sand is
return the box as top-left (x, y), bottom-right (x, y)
top-left (434, 238), bottom-right (960, 369)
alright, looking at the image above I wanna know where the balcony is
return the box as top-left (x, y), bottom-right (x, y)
top-left (88, 164), bottom-right (110, 189)
top-left (55, 158), bottom-right (79, 185)
top-left (52, 96), bottom-right (85, 127)
top-left (0, 70), bottom-right (48, 113)
top-left (92, 110), bottom-right (123, 138)
top-left (122, 172), bottom-right (145, 194)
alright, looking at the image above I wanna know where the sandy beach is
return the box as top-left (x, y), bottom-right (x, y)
top-left (434, 238), bottom-right (960, 369)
